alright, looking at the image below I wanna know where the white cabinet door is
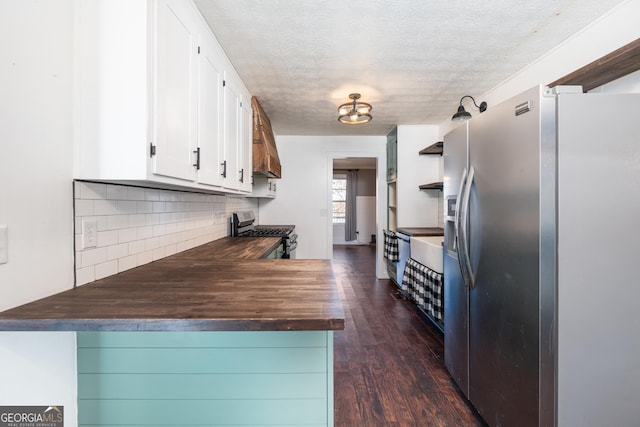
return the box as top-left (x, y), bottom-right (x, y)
top-left (250, 175), bottom-right (277, 198)
top-left (74, 0), bottom-right (254, 194)
top-left (238, 96), bottom-right (253, 193)
top-left (196, 30), bottom-right (225, 187)
top-left (223, 75), bottom-right (242, 190)
top-left (154, 0), bottom-right (199, 182)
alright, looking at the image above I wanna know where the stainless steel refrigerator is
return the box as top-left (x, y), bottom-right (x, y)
top-left (443, 85), bottom-right (640, 427)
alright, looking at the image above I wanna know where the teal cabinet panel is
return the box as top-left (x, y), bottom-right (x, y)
top-left (78, 330), bottom-right (328, 348)
top-left (78, 399), bottom-right (327, 425)
top-left (77, 347), bottom-right (327, 374)
top-left (78, 331), bottom-right (334, 426)
top-left (78, 373), bottom-right (327, 399)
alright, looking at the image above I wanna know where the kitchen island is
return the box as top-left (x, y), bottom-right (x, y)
top-left (0, 237), bottom-right (344, 426)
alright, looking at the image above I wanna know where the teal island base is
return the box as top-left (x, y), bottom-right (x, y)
top-left (78, 330), bottom-right (334, 426)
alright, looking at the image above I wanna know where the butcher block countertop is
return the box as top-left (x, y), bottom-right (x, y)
top-left (0, 237), bottom-right (345, 332)
top-left (396, 227), bottom-right (444, 236)
top-left (190, 236), bottom-right (283, 259)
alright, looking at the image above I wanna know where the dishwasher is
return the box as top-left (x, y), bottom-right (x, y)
top-left (396, 231), bottom-right (411, 289)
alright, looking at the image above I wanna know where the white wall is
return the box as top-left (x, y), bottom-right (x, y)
top-left (0, 0), bottom-right (77, 423)
top-left (333, 196), bottom-right (376, 245)
top-left (0, 1), bottom-right (75, 312)
top-left (590, 69), bottom-right (640, 94)
top-left (439, 0), bottom-right (640, 137)
top-left (258, 136), bottom-right (387, 275)
top-left (396, 125), bottom-right (442, 228)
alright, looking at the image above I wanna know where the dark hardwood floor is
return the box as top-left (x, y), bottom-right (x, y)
top-left (332, 244), bottom-right (486, 427)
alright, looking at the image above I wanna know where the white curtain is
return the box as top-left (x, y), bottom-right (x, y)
top-left (345, 170), bottom-right (358, 241)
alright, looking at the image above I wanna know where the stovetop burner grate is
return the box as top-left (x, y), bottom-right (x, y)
top-left (240, 227), bottom-right (293, 237)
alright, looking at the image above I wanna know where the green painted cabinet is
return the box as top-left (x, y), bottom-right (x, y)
top-left (78, 331), bottom-right (334, 426)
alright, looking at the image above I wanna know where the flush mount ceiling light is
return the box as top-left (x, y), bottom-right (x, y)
top-left (338, 93), bottom-right (372, 125)
top-left (451, 95), bottom-right (488, 121)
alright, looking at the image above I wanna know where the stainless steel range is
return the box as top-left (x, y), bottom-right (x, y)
top-left (231, 211), bottom-right (297, 259)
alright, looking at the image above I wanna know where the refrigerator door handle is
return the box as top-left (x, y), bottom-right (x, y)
top-left (455, 168), bottom-right (470, 287)
top-left (459, 166), bottom-right (476, 288)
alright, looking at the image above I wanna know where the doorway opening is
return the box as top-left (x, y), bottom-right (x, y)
top-left (331, 157), bottom-right (377, 248)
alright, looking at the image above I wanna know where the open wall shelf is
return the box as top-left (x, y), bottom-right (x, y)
top-left (419, 141), bottom-right (443, 155)
top-left (419, 182), bottom-right (443, 191)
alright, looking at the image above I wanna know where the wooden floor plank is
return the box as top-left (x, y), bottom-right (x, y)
top-left (332, 245), bottom-right (486, 426)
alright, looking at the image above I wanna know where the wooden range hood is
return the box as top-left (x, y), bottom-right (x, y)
top-left (252, 96), bottom-right (281, 178)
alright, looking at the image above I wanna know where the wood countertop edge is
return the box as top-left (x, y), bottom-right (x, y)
top-left (396, 227), bottom-right (444, 236)
top-left (0, 317), bottom-right (345, 332)
top-left (0, 237), bottom-right (346, 332)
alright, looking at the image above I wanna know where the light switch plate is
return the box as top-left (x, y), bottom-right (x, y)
top-left (0, 226), bottom-right (7, 264)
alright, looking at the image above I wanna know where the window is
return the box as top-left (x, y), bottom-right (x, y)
top-left (332, 177), bottom-right (346, 224)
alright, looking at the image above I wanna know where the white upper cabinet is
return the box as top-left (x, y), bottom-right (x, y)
top-left (239, 93), bottom-right (253, 193)
top-left (154, 0), bottom-right (200, 182)
top-left (196, 28), bottom-right (225, 187)
top-left (74, 0), bottom-right (252, 194)
top-left (250, 175), bottom-right (277, 199)
top-left (223, 75), bottom-right (241, 190)
top-left (220, 67), bottom-right (252, 193)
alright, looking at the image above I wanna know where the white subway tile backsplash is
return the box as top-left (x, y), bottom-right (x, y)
top-left (81, 247), bottom-right (108, 268)
top-left (175, 240), bottom-right (189, 253)
top-left (94, 199), bottom-right (119, 216)
top-left (126, 186), bottom-right (145, 201)
top-left (137, 226), bottom-right (153, 240)
top-left (137, 250), bottom-right (153, 266)
top-left (145, 189), bottom-right (160, 201)
top-left (165, 244), bottom-right (177, 257)
top-left (76, 266), bottom-right (95, 286)
top-left (146, 213), bottom-right (160, 226)
top-left (152, 224), bottom-right (166, 237)
top-left (74, 199), bottom-right (95, 217)
top-left (164, 222), bottom-right (177, 234)
top-left (107, 243), bottom-right (128, 261)
top-left (118, 228), bottom-right (138, 243)
top-left (152, 247), bottom-right (166, 261)
top-left (95, 260), bottom-right (118, 280)
top-left (79, 182), bottom-right (107, 200)
top-left (136, 201), bottom-right (153, 214)
top-left (145, 237), bottom-right (160, 251)
top-left (74, 234), bottom-right (83, 250)
top-left (107, 214), bottom-right (128, 230)
top-left (152, 201), bottom-right (166, 213)
top-left (159, 234), bottom-right (175, 246)
top-left (117, 200), bottom-right (137, 214)
top-left (106, 184), bottom-right (128, 200)
top-left (74, 181), bottom-right (257, 285)
top-left (95, 216), bottom-right (109, 231)
top-left (128, 214), bottom-right (146, 228)
top-left (128, 240), bottom-right (146, 255)
top-left (118, 254), bottom-right (137, 272)
top-left (97, 230), bottom-right (118, 247)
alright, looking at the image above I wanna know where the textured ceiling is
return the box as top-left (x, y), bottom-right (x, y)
top-left (194, 0), bottom-right (626, 136)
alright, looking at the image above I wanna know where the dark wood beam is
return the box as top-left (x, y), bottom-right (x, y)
top-left (549, 38), bottom-right (640, 92)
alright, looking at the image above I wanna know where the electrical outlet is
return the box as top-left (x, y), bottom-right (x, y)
top-left (0, 226), bottom-right (7, 264)
top-left (82, 220), bottom-right (98, 249)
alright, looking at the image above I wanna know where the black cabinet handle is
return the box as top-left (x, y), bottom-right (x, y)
top-left (193, 147), bottom-right (200, 170)
top-left (239, 168), bottom-right (244, 183)
top-left (221, 160), bottom-right (227, 177)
